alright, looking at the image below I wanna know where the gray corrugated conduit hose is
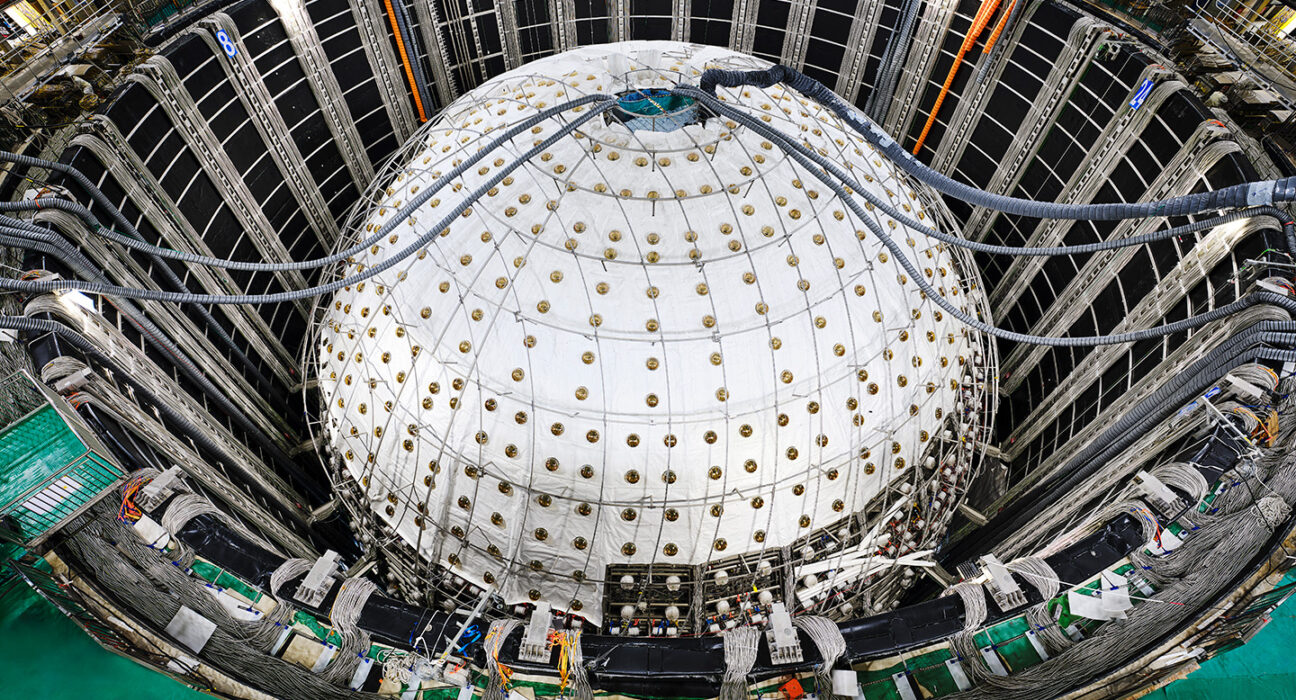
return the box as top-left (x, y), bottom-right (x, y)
top-left (975, 0), bottom-right (1031, 84)
top-left (680, 87), bottom-right (1296, 348)
top-left (686, 90), bottom-right (1296, 256)
top-left (0, 102), bottom-right (613, 305)
top-left (0, 157), bottom-right (277, 394)
top-left (0, 96), bottom-right (607, 274)
top-left (868, 0), bottom-right (923, 120)
top-left (694, 66), bottom-right (1296, 224)
top-left (0, 219), bottom-right (300, 475)
top-left (388, 0), bottom-right (435, 114)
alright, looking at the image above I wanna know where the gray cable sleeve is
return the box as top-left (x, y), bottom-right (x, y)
top-left (0, 158), bottom-right (278, 393)
top-left (950, 321), bottom-right (1296, 560)
top-left (680, 87), bottom-right (1296, 347)
top-left (388, 0), bottom-right (435, 118)
top-left (0, 102), bottom-right (613, 305)
top-left (695, 66), bottom-right (1296, 219)
top-left (0, 97), bottom-right (606, 273)
top-left (0, 220), bottom-right (298, 472)
top-left (688, 89), bottom-right (1296, 255)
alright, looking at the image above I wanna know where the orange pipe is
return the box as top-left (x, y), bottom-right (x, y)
top-left (983, 0), bottom-right (1018, 54)
top-left (911, 0), bottom-right (1002, 154)
top-left (382, 0), bottom-right (428, 122)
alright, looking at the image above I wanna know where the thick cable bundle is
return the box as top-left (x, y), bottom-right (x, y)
top-left (483, 619), bottom-right (521, 700)
top-left (319, 576), bottom-right (379, 686)
top-left (60, 514), bottom-right (384, 700)
top-left (792, 615), bottom-right (847, 697)
top-left (944, 487), bottom-right (1292, 699)
top-left (946, 583), bottom-right (994, 684)
top-left (1150, 462), bottom-right (1211, 504)
top-left (564, 630), bottom-right (593, 700)
top-left (1009, 557), bottom-right (1072, 654)
top-left (271, 558), bottom-right (315, 598)
top-left (719, 626), bottom-right (761, 700)
top-left (159, 492), bottom-right (276, 554)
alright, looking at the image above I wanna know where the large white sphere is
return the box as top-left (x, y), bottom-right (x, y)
top-left (316, 41), bottom-right (987, 623)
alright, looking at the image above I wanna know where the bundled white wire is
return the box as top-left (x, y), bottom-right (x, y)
top-left (565, 630), bottom-right (593, 700)
top-left (240, 557), bottom-right (315, 652)
top-left (381, 651), bottom-right (414, 686)
top-left (946, 583), bottom-right (994, 684)
top-left (271, 558), bottom-right (315, 598)
top-left (1231, 362), bottom-right (1281, 392)
top-left (1007, 557), bottom-right (1059, 600)
top-left (1008, 557), bottom-right (1073, 654)
top-left (719, 626), bottom-right (761, 700)
top-left (1150, 462), bottom-right (1211, 504)
top-left (160, 493), bottom-right (273, 551)
top-left (946, 489), bottom-right (1292, 699)
top-left (483, 619), bottom-right (521, 700)
top-left (792, 616), bottom-right (847, 697)
top-left (319, 576), bottom-right (379, 685)
top-left (61, 508), bottom-right (384, 700)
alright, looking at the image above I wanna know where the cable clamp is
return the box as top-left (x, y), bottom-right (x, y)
top-left (518, 601), bottom-right (553, 662)
top-left (765, 602), bottom-right (803, 664)
top-left (979, 554), bottom-right (1026, 611)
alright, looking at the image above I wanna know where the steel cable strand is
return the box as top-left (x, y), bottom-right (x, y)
top-left (685, 88), bottom-right (1296, 259)
top-left (0, 103), bottom-right (614, 305)
top-left (719, 625), bottom-right (761, 700)
top-left (694, 66), bottom-right (1296, 223)
top-left (791, 615), bottom-right (847, 697)
top-left (0, 314), bottom-right (314, 531)
top-left (0, 97), bottom-right (609, 273)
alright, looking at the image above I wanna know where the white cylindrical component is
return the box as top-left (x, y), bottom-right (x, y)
top-left (619, 574), bottom-right (635, 590)
top-left (800, 546), bottom-right (816, 560)
top-left (714, 569), bottom-right (729, 586)
top-left (840, 601), bottom-right (854, 616)
top-left (665, 575), bottom-right (682, 592)
top-left (757, 560), bottom-right (773, 577)
top-left (620, 605), bottom-right (635, 620)
top-left (757, 590), bottom-right (774, 605)
top-left (664, 605), bottom-right (680, 622)
top-left (715, 599), bottom-right (731, 615)
top-left (802, 574), bottom-right (819, 589)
